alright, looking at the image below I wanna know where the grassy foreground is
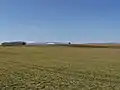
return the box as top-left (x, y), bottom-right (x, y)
top-left (0, 46), bottom-right (120, 90)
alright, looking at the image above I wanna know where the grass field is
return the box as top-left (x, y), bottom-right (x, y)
top-left (0, 46), bottom-right (120, 90)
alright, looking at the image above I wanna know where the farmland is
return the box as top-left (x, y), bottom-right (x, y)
top-left (0, 46), bottom-right (120, 90)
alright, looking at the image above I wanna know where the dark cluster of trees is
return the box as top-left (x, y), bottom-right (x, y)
top-left (1, 41), bottom-right (27, 46)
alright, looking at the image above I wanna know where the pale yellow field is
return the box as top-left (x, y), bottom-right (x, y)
top-left (0, 46), bottom-right (120, 90)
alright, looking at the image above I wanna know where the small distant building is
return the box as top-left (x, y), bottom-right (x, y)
top-left (46, 42), bottom-right (55, 45)
top-left (1, 41), bottom-right (27, 46)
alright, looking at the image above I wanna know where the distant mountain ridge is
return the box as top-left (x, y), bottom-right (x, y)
top-left (0, 41), bottom-right (120, 46)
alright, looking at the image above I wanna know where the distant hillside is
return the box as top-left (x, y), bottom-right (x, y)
top-left (1, 41), bottom-right (120, 48)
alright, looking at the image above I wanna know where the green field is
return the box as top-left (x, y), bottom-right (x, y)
top-left (0, 46), bottom-right (120, 90)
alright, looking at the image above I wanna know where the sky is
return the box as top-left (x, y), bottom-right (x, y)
top-left (0, 0), bottom-right (120, 43)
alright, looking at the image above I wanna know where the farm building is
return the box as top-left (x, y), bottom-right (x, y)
top-left (46, 42), bottom-right (55, 45)
top-left (1, 41), bottom-right (27, 46)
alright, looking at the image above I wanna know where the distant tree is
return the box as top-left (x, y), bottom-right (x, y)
top-left (1, 41), bottom-right (27, 46)
top-left (68, 42), bottom-right (71, 44)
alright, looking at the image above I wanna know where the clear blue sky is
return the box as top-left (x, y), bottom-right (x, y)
top-left (0, 0), bottom-right (120, 43)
